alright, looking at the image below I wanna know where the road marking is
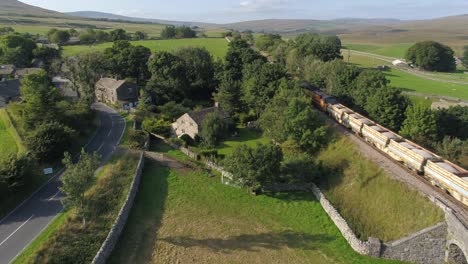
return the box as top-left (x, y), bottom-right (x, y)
top-left (97, 142), bottom-right (105, 152)
top-left (0, 215), bottom-right (34, 247)
top-left (48, 190), bottom-right (61, 201)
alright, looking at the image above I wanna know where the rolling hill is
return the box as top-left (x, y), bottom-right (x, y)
top-left (0, 0), bottom-right (66, 18)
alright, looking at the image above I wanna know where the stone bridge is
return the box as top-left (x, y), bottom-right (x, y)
top-left (443, 204), bottom-right (468, 264)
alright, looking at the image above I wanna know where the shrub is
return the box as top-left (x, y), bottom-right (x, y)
top-left (127, 130), bottom-right (148, 150)
top-left (179, 134), bottom-right (195, 147)
top-left (199, 149), bottom-right (219, 159)
top-left (142, 118), bottom-right (172, 137)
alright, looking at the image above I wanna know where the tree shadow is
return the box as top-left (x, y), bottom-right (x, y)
top-left (160, 231), bottom-right (335, 253)
top-left (108, 160), bottom-right (169, 264)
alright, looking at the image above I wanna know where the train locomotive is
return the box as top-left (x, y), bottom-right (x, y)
top-left (306, 84), bottom-right (468, 206)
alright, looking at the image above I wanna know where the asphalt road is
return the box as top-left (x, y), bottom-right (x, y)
top-left (0, 103), bottom-right (126, 264)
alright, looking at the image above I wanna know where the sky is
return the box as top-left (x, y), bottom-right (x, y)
top-left (21, 0), bottom-right (468, 23)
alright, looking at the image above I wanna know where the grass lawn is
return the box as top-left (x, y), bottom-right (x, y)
top-left (0, 109), bottom-right (22, 159)
top-left (347, 53), bottom-right (468, 100)
top-left (63, 38), bottom-right (229, 59)
top-left (149, 138), bottom-right (191, 161)
top-left (109, 160), bottom-right (403, 264)
top-left (215, 127), bottom-right (270, 156)
top-left (316, 136), bottom-right (444, 241)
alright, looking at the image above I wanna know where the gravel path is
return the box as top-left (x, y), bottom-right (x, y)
top-left (324, 116), bottom-right (468, 226)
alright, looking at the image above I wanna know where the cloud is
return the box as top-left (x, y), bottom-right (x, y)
top-left (238, 0), bottom-right (294, 12)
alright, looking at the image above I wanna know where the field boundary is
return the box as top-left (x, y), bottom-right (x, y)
top-left (91, 137), bottom-right (149, 264)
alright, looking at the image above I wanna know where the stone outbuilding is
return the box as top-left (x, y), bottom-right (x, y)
top-left (0, 79), bottom-right (20, 108)
top-left (172, 106), bottom-right (229, 139)
top-left (95, 78), bottom-right (139, 109)
top-left (0, 65), bottom-right (15, 81)
top-left (52, 76), bottom-right (78, 100)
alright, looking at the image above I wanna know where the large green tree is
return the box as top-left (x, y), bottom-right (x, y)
top-left (0, 34), bottom-right (37, 67)
top-left (435, 106), bottom-right (468, 140)
top-left (405, 41), bottom-right (456, 72)
top-left (0, 154), bottom-right (31, 190)
top-left (293, 33), bottom-right (342, 62)
top-left (365, 87), bottom-right (411, 131)
top-left (434, 137), bottom-right (467, 165)
top-left (400, 103), bottom-right (438, 146)
top-left (47, 29), bottom-right (70, 44)
top-left (351, 69), bottom-right (389, 110)
top-left (223, 143), bottom-right (283, 189)
top-left (463, 46), bottom-right (468, 68)
top-left (200, 111), bottom-right (230, 148)
top-left (60, 150), bottom-right (100, 227)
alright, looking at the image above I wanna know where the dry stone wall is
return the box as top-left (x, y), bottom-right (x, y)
top-left (91, 151), bottom-right (145, 264)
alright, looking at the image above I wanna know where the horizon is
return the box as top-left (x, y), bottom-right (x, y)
top-left (20, 0), bottom-right (468, 24)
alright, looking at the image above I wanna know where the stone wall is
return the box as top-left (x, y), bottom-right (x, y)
top-left (380, 222), bottom-right (447, 264)
top-left (309, 184), bottom-right (371, 255)
top-left (91, 151), bottom-right (145, 264)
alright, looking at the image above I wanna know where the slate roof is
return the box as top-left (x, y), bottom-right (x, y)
top-left (52, 76), bottom-right (78, 98)
top-left (0, 65), bottom-right (15, 76)
top-left (187, 107), bottom-right (228, 127)
top-left (15, 68), bottom-right (42, 78)
top-left (96, 78), bottom-right (126, 90)
top-left (0, 79), bottom-right (20, 100)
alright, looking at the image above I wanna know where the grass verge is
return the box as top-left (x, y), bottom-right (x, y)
top-left (316, 136), bottom-right (444, 241)
top-left (108, 159), bottom-right (403, 264)
top-left (0, 109), bottom-right (22, 158)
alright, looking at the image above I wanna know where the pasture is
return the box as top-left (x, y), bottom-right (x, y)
top-left (317, 136), bottom-right (444, 241)
top-left (62, 38), bottom-right (229, 58)
top-left (347, 52), bottom-right (468, 100)
top-left (344, 43), bottom-right (412, 58)
top-left (109, 159), bottom-right (402, 264)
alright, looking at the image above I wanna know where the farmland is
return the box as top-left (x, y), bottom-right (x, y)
top-left (346, 52), bottom-right (468, 100)
top-left (62, 38), bottom-right (229, 58)
top-left (109, 158), bottom-right (402, 264)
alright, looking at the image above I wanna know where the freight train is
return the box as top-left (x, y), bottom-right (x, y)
top-left (305, 84), bottom-right (468, 206)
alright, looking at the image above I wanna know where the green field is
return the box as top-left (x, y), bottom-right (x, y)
top-left (347, 53), bottom-right (468, 100)
top-left (0, 109), bottom-right (22, 159)
top-left (109, 159), bottom-right (402, 264)
top-left (317, 137), bottom-right (444, 241)
top-left (216, 127), bottom-right (270, 156)
top-left (63, 38), bottom-right (229, 58)
top-left (344, 43), bottom-right (412, 58)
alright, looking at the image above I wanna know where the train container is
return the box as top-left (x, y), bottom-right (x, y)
top-left (424, 160), bottom-right (468, 206)
top-left (387, 140), bottom-right (440, 172)
top-left (343, 113), bottom-right (373, 134)
top-left (326, 103), bottom-right (353, 124)
top-left (362, 124), bottom-right (401, 151)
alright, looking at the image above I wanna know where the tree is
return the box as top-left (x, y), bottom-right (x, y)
top-left (214, 75), bottom-right (243, 115)
top-left (33, 45), bottom-right (61, 73)
top-left (146, 51), bottom-right (189, 105)
top-left (405, 41), bottom-right (456, 72)
top-left (0, 27), bottom-right (14, 35)
top-left (133, 31), bottom-right (147, 40)
top-left (365, 87), bottom-right (411, 131)
top-left (48, 29), bottom-right (70, 44)
top-left (0, 33), bottom-right (37, 67)
top-left (400, 103), bottom-right (438, 146)
top-left (225, 39), bottom-right (266, 81)
top-left (105, 40), bottom-right (151, 84)
top-left (20, 70), bottom-right (61, 128)
top-left (352, 69), bottom-right (389, 110)
top-left (27, 121), bottom-right (76, 163)
top-left (142, 117), bottom-right (172, 137)
top-left (110, 29), bottom-right (128, 41)
top-left (0, 154), bottom-right (31, 190)
top-left (175, 26), bottom-right (196, 38)
top-left (293, 33), bottom-right (342, 62)
top-left (223, 143), bottom-right (283, 189)
top-left (434, 137), bottom-right (467, 165)
top-left (435, 106), bottom-right (468, 140)
top-left (174, 47), bottom-right (216, 99)
top-left (161, 26), bottom-right (176, 39)
top-left (463, 46), bottom-right (468, 68)
top-left (255, 34), bottom-right (283, 52)
top-left (200, 111), bottom-right (230, 148)
top-left (60, 150), bottom-right (100, 227)
top-left (157, 101), bottom-right (189, 121)
top-left (65, 52), bottom-right (109, 104)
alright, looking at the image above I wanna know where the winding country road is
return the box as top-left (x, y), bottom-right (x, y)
top-left (0, 103), bottom-right (126, 264)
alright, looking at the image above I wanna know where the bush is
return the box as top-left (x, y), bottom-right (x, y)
top-left (127, 130), bottom-right (148, 150)
top-left (0, 154), bottom-right (33, 190)
top-left (167, 137), bottom-right (184, 147)
top-left (142, 118), bottom-right (171, 137)
top-left (199, 149), bottom-right (219, 159)
top-left (179, 134), bottom-right (195, 147)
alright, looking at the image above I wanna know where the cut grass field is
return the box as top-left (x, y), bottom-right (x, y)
top-left (316, 136), bottom-right (444, 241)
top-left (63, 38), bottom-right (229, 58)
top-left (109, 159), bottom-right (403, 264)
top-left (347, 52), bottom-right (468, 100)
top-left (216, 127), bottom-right (270, 156)
top-left (344, 43), bottom-right (412, 58)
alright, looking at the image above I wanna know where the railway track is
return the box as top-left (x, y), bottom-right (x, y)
top-left (322, 113), bottom-right (468, 226)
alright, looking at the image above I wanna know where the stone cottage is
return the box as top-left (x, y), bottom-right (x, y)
top-left (95, 78), bottom-right (139, 109)
top-left (0, 79), bottom-right (20, 108)
top-left (172, 106), bottom-right (229, 139)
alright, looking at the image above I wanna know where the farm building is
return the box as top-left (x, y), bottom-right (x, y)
top-left (95, 78), bottom-right (139, 109)
top-left (392, 59), bottom-right (408, 66)
top-left (0, 79), bottom-right (20, 108)
top-left (172, 106), bottom-right (229, 139)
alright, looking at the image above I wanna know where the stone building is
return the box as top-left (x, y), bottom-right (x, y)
top-left (52, 76), bottom-right (78, 100)
top-left (0, 65), bottom-right (15, 81)
top-left (95, 78), bottom-right (139, 109)
top-left (172, 106), bottom-right (229, 139)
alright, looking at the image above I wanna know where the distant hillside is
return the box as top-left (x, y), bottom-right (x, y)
top-left (0, 0), bottom-right (67, 18)
top-left (66, 11), bottom-right (215, 28)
